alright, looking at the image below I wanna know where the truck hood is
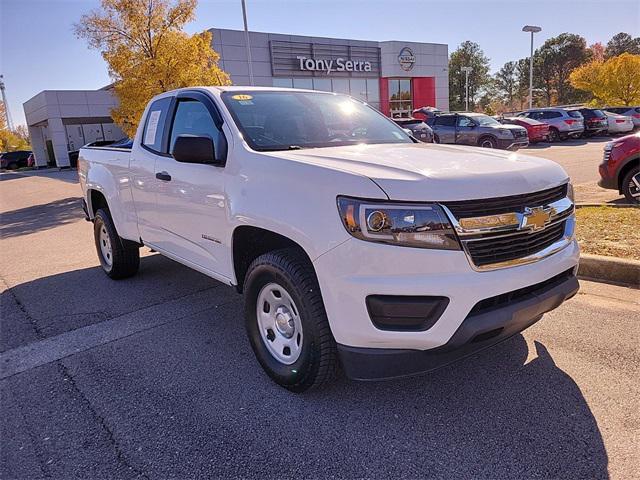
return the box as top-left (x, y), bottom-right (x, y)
top-left (265, 143), bottom-right (569, 201)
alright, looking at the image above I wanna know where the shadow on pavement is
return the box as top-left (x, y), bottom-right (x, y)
top-left (1, 253), bottom-right (609, 478)
top-left (0, 197), bottom-right (83, 238)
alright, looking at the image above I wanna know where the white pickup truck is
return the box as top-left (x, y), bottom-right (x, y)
top-left (79, 87), bottom-right (579, 392)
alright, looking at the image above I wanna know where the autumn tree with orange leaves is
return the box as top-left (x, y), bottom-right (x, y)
top-left (75, 0), bottom-right (230, 138)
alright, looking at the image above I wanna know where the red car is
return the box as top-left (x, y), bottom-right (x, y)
top-left (598, 132), bottom-right (640, 203)
top-left (501, 117), bottom-right (550, 143)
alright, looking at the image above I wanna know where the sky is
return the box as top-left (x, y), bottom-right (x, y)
top-left (1, 0), bottom-right (639, 126)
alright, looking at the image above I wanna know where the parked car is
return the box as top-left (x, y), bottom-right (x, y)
top-left (605, 106), bottom-right (640, 129)
top-left (569, 108), bottom-right (608, 137)
top-left (392, 118), bottom-right (434, 142)
top-left (598, 132), bottom-right (640, 203)
top-left (429, 112), bottom-right (528, 149)
top-left (603, 111), bottom-right (635, 135)
top-left (517, 108), bottom-right (584, 142)
top-left (0, 150), bottom-right (32, 169)
top-left (79, 87), bottom-right (579, 391)
top-left (501, 116), bottom-right (550, 143)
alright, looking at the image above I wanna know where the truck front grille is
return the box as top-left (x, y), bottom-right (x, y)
top-left (441, 185), bottom-right (574, 271)
top-left (464, 220), bottom-right (567, 267)
top-left (444, 184), bottom-right (567, 219)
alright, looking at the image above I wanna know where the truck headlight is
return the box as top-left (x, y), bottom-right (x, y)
top-left (497, 129), bottom-right (514, 138)
top-left (337, 197), bottom-right (460, 250)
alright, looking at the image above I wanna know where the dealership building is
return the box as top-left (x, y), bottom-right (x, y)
top-left (24, 28), bottom-right (448, 168)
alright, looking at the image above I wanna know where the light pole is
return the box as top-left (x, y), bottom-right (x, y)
top-left (461, 66), bottom-right (472, 111)
top-left (240, 0), bottom-right (254, 86)
top-left (522, 25), bottom-right (542, 109)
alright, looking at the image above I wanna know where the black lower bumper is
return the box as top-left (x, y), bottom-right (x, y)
top-left (338, 271), bottom-right (579, 381)
top-left (81, 199), bottom-right (91, 221)
top-left (597, 176), bottom-right (617, 190)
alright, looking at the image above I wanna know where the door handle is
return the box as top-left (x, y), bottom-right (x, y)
top-left (156, 171), bottom-right (171, 181)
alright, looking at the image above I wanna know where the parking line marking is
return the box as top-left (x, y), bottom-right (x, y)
top-left (0, 287), bottom-right (235, 380)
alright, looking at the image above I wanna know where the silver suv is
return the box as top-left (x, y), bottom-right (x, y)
top-left (429, 113), bottom-right (528, 150)
top-left (517, 108), bottom-right (584, 142)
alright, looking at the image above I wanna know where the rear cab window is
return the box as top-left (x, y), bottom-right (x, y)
top-left (142, 97), bottom-right (172, 153)
top-left (435, 115), bottom-right (456, 127)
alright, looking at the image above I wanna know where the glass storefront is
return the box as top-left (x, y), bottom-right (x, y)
top-left (388, 78), bottom-right (412, 118)
top-left (273, 77), bottom-right (380, 111)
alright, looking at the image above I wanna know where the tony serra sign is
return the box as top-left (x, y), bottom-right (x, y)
top-left (270, 40), bottom-right (380, 76)
top-left (296, 56), bottom-right (372, 74)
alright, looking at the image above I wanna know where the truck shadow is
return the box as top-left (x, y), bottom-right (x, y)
top-left (0, 197), bottom-right (82, 238)
top-left (2, 255), bottom-right (609, 478)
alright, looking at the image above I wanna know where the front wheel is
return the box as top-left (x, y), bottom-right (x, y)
top-left (621, 167), bottom-right (640, 204)
top-left (94, 209), bottom-right (140, 279)
top-left (244, 248), bottom-right (338, 392)
top-left (479, 136), bottom-right (497, 149)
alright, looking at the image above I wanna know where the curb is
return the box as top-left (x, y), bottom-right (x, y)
top-left (575, 203), bottom-right (638, 208)
top-left (578, 253), bottom-right (640, 287)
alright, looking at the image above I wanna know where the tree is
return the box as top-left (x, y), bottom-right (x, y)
top-left (534, 33), bottom-right (591, 105)
top-left (605, 32), bottom-right (640, 58)
top-left (75, 0), bottom-right (230, 138)
top-left (589, 42), bottom-right (605, 62)
top-left (449, 41), bottom-right (491, 111)
top-left (0, 102), bottom-right (30, 152)
top-left (494, 61), bottom-right (518, 109)
top-left (570, 53), bottom-right (640, 106)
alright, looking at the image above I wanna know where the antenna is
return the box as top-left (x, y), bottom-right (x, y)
top-left (0, 75), bottom-right (15, 131)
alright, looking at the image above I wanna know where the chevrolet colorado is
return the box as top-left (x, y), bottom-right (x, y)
top-left (79, 87), bottom-right (579, 392)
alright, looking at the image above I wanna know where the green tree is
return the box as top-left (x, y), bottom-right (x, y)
top-left (605, 32), bottom-right (640, 58)
top-left (534, 33), bottom-right (591, 105)
top-left (449, 41), bottom-right (491, 111)
top-left (494, 61), bottom-right (518, 109)
top-left (75, 0), bottom-right (230, 138)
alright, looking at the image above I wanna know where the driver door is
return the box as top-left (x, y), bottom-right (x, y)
top-left (152, 92), bottom-right (233, 281)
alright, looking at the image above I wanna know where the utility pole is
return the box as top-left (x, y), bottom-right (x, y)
top-left (522, 25), bottom-right (542, 109)
top-left (240, 0), bottom-right (255, 86)
top-left (461, 66), bottom-right (472, 111)
top-left (0, 75), bottom-right (15, 131)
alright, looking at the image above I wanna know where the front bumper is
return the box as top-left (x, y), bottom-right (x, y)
top-left (497, 138), bottom-right (529, 150)
top-left (338, 269), bottom-right (578, 380)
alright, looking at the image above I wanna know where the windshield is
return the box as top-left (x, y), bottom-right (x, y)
top-left (221, 90), bottom-right (412, 151)
top-left (473, 114), bottom-right (501, 126)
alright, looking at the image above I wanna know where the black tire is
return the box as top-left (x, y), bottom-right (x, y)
top-left (6, 162), bottom-right (18, 170)
top-left (621, 166), bottom-right (640, 204)
top-left (244, 248), bottom-right (338, 392)
top-left (548, 128), bottom-right (560, 143)
top-left (433, 134), bottom-right (440, 144)
top-left (478, 136), bottom-right (497, 149)
top-left (93, 208), bottom-right (140, 279)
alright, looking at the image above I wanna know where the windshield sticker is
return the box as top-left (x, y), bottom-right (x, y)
top-left (232, 94), bottom-right (253, 101)
top-left (239, 100), bottom-right (254, 105)
top-left (144, 110), bottom-right (162, 145)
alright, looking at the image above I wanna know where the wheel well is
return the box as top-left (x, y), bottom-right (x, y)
top-left (617, 157), bottom-right (639, 192)
top-left (89, 189), bottom-right (108, 216)
top-left (232, 226), bottom-right (310, 293)
top-left (478, 134), bottom-right (496, 144)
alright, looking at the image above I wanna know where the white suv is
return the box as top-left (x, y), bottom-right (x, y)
top-left (518, 108), bottom-right (584, 141)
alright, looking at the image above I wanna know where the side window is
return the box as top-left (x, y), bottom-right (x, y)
top-left (544, 111), bottom-right (561, 119)
top-left (142, 97), bottom-right (172, 153)
top-left (435, 115), bottom-right (456, 127)
top-left (169, 100), bottom-right (223, 157)
top-left (457, 116), bottom-right (474, 127)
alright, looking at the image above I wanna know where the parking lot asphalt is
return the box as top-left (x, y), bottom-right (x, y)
top-left (1, 164), bottom-right (639, 479)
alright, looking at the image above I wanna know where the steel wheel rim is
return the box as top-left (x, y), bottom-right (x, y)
top-left (481, 139), bottom-right (494, 148)
top-left (99, 225), bottom-right (113, 267)
top-left (256, 283), bottom-right (303, 365)
top-left (629, 173), bottom-right (640, 199)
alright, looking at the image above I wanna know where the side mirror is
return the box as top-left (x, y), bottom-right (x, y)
top-left (172, 135), bottom-right (217, 165)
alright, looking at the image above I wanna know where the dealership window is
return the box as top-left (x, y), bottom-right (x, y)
top-left (273, 78), bottom-right (293, 88)
top-left (293, 78), bottom-right (313, 89)
top-left (388, 78), bottom-right (412, 118)
top-left (312, 78), bottom-right (332, 92)
top-left (273, 77), bottom-right (381, 111)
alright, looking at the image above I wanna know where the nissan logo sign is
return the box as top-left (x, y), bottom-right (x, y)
top-left (398, 47), bottom-right (416, 71)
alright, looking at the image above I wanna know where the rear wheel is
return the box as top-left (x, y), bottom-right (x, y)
top-left (93, 209), bottom-right (140, 279)
top-left (621, 167), bottom-right (640, 204)
top-left (244, 248), bottom-right (337, 392)
top-left (548, 128), bottom-right (560, 142)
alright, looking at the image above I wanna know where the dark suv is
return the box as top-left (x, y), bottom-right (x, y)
top-left (570, 108), bottom-right (608, 137)
top-left (0, 150), bottom-right (32, 170)
top-left (429, 113), bottom-right (528, 150)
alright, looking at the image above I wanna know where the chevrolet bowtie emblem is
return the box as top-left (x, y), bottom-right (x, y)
top-left (521, 207), bottom-right (551, 231)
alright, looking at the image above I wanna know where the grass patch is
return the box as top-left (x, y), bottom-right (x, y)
top-left (576, 206), bottom-right (640, 260)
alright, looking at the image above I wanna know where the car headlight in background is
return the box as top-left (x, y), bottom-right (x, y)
top-left (496, 129), bottom-right (515, 138)
top-left (337, 197), bottom-right (460, 250)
